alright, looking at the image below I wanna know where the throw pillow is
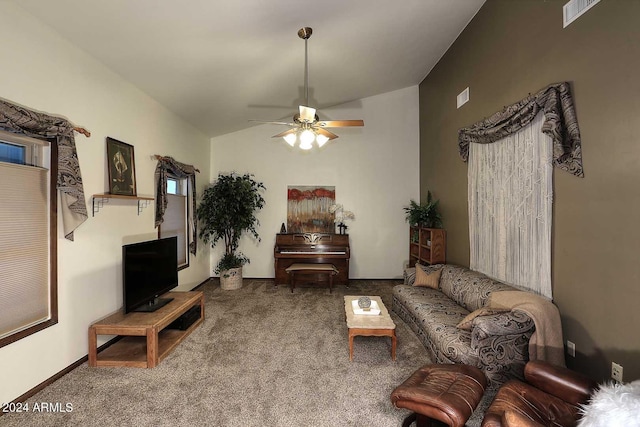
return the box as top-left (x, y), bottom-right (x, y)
top-left (457, 306), bottom-right (509, 330)
top-left (413, 263), bottom-right (442, 289)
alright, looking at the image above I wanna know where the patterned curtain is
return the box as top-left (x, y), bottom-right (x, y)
top-left (154, 156), bottom-right (198, 255)
top-left (459, 82), bottom-right (584, 178)
top-left (0, 99), bottom-right (87, 240)
top-left (468, 112), bottom-right (553, 298)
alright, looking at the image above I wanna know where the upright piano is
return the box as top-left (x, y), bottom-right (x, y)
top-left (274, 233), bottom-right (350, 286)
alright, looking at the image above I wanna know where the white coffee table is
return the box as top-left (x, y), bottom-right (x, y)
top-left (344, 296), bottom-right (396, 361)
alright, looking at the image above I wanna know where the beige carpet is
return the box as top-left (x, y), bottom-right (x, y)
top-left (2, 279), bottom-right (491, 426)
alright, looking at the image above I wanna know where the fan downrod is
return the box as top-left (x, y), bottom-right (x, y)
top-left (297, 27), bottom-right (312, 40)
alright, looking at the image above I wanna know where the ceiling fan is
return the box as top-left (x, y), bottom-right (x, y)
top-left (251, 27), bottom-right (364, 150)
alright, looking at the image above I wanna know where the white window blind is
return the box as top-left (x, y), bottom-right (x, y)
top-left (0, 161), bottom-right (51, 339)
top-left (160, 193), bottom-right (187, 267)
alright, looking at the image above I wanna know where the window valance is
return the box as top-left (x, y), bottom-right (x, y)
top-left (0, 98), bottom-right (88, 240)
top-left (458, 82), bottom-right (584, 177)
top-left (154, 156), bottom-right (198, 255)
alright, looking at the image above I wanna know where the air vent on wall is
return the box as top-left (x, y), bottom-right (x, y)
top-left (457, 87), bottom-right (469, 109)
top-left (563, 0), bottom-right (601, 28)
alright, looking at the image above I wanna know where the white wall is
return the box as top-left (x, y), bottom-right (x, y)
top-left (209, 86), bottom-right (420, 279)
top-left (0, 3), bottom-right (211, 403)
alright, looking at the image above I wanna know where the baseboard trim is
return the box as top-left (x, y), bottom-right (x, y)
top-left (191, 277), bottom-right (213, 291)
top-left (4, 336), bottom-right (120, 409)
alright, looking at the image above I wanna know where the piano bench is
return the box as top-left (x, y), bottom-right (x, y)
top-left (285, 263), bottom-right (339, 293)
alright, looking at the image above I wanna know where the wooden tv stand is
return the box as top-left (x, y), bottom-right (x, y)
top-left (88, 291), bottom-right (204, 368)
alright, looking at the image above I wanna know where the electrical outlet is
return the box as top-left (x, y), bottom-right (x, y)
top-left (567, 340), bottom-right (576, 357)
top-left (612, 362), bottom-right (623, 382)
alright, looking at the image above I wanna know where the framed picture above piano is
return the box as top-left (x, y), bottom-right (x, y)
top-left (287, 185), bottom-right (335, 233)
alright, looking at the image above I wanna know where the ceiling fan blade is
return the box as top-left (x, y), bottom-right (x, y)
top-left (271, 129), bottom-right (297, 138)
top-left (249, 119), bottom-right (296, 126)
top-left (315, 128), bottom-right (339, 140)
top-left (317, 120), bottom-right (364, 128)
top-left (299, 105), bottom-right (317, 123)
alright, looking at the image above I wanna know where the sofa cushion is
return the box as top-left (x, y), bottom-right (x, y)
top-left (439, 265), bottom-right (516, 312)
top-left (414, 263), bottom-right (442, 289)
top-left (456, 306), bottom-right (510, 330)
top-left (392, 285), bottom-right (479, 366)
top-left (393, 284), bottom-right (447, 312)
top-left (404, 263), bottom-right (444, 286)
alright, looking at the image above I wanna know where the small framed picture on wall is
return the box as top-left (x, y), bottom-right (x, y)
top-left (106, 137), bottom-right (137, 196)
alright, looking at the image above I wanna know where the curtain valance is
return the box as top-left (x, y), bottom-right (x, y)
top-left (0, 99), bottom-right (88, 240)
top-left (154, 156), bottom-right (198, 255)
top-left (458, 82), bottom-right (584, 177)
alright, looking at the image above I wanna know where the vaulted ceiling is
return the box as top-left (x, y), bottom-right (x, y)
top-left (13, 0), bottom-right (485, 137)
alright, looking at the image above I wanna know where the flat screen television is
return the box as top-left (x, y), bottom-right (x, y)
top-left (123, 236), bottom-right (178, 314)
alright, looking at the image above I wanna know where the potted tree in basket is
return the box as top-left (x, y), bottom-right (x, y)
top-left (197, 172), bottom-right (266, 290)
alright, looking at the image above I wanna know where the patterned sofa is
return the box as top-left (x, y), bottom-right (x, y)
top-left (392, 264), bottom-right (536, 387)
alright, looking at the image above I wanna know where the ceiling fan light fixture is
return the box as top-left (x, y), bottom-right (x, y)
top-left (299, 129), bottom-right (315, 149)
top-left (252, 27), bottom-right (363, 151)
top-left (299, 141), bottom-right (313, 150)
top-left (316, 134), bottom-right (329, 147)
top-left (283, 133), bottom-right (297, 146)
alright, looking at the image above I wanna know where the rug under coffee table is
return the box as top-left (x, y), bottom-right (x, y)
top-left (344, 295), bottom-right (396, 361)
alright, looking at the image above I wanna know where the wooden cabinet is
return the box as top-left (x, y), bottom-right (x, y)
top-left (409, 226), bottom-right (446, 266)
top-left (88, 291), bottom-right (204, 368)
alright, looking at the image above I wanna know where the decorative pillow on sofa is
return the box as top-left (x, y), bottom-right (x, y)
top-left (413, 263), bottom-right (442, 289)
top-left (456, 306), bottom-right (509, 330)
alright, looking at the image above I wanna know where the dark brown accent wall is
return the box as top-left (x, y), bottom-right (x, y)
top-left (420, 0), bottom-right (640, 382)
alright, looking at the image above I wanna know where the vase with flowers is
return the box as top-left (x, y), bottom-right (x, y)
top-left (329, 203), bottom-right (355, 234)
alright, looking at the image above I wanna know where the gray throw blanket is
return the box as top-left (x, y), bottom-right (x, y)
top-left (489, 290), bottom-right (566, 367)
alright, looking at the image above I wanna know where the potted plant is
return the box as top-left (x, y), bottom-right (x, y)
top-left (197, 172), bottom-right (266, 290)
top-left (329, 203), bottom-right (355, 234)
top-left (404, 191), bottom-right (443, 228)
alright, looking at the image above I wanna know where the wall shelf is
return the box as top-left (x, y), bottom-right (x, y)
top-left (92, 193), bottom-right (154, 216)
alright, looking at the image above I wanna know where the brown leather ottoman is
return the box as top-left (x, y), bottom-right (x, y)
top-left (391, 364), bottom-right (487, 427)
